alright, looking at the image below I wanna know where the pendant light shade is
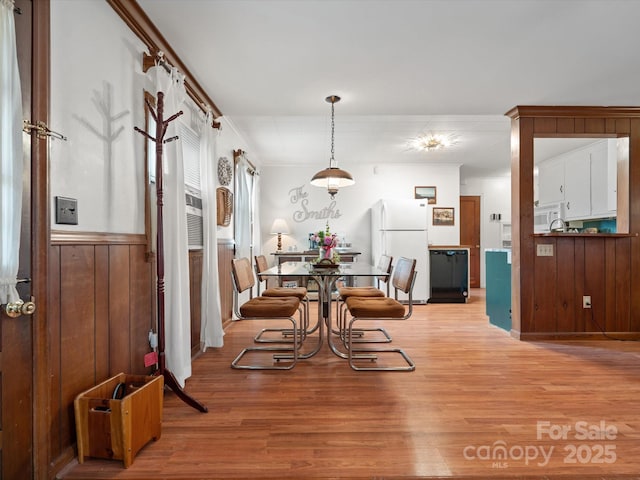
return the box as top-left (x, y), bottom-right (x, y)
top-left (310, 95), bottom-right (354, 198)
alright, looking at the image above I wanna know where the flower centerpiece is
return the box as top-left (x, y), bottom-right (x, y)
top-left (312, 222), bottom-right (340, 265)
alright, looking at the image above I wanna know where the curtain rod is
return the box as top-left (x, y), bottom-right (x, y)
top-left (234, 149), bottom-right (258, 175)
top-left (143, 51), bottom-right (220, 130)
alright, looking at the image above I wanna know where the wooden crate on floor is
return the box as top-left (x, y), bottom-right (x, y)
top-left (74, 373), bottom-right (163, 468)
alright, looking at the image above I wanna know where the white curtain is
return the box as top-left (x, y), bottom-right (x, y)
top-left (199, 112), bottom-right (223, 349)
top-left (252, 173), bottom-right (261, 259)
top-left (235, 155), bottom-right (253, 261)
top-left (148, 65), bottom-right (192, 387)
top-left (0, 0), bottom-right (23, 305)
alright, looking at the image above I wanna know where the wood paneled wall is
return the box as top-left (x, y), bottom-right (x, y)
top-left (217, 239), bottom-right (235, 326)
top-left (189, 250), bottom-right (203, 355)
top-left (507, 107), bottom-right (640, 339)
top-left (48, 233), bottom-right (235, 467)
top-left (530, 236), bottom-right (635, 336)
top-left (188, 239), bottom-right (235, 352)
top-left (48, 233), bottom-right (153, 466)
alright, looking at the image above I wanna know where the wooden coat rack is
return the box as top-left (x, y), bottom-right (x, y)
top-left (135, 91), bottom-right (207, 413)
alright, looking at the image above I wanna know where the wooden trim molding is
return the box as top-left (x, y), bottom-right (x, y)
top-left (106, 0), bottom-right (222, 118)
top-left (51, 230), bottom-right (148, 245)
top-left (32, 0), bottom-right (52, 477)
top-left (506, 105), bottom-right (640, 120)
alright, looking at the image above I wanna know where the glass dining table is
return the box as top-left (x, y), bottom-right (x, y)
top-left (258, 261), bottom-right (390, 359)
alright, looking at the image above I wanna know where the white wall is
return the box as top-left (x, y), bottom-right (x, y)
top-left (50, 0), bottom-right (148, 233)
top-left (48, 0), bottom-right (509, 288)
top-left (460, 176), bottom-right (511, 287)
top-left (49, 1), bottom-right (250, 240)
top-left (258, 162), bottom-right (461, 267)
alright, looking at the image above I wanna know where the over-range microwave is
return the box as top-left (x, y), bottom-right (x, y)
top-left (534, 203), bottom-right (565, 233)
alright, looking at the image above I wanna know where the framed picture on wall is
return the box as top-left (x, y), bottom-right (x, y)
top-left (414, 186), bottom-right (437, 204)
top-left (433, 207), bottom-right (454, 226)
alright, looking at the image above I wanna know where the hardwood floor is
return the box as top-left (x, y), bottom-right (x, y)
top-left (60, 290), bottom-right (640, 479)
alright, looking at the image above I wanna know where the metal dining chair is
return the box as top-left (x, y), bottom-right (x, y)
top-left (253, 255), bottom-right (310, 342)
top-left (230, 257), bottom-right (301, 370)
top-left (335, 254), bottom-right (393, 344)
top-left (344, 256), bottom-right (417, 371)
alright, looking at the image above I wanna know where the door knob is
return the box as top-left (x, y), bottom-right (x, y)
top-left (4, 299), bottom-right (36, 318)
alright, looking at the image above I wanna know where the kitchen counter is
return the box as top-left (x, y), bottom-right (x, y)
top-left (485, 249), bottom-right (511, 332)
top-left (533, 232), bottom-right (636, 238)
top-left (271, 250), bottom-right (362, 290)
top-left (272, 250), bottom-right (362, 258)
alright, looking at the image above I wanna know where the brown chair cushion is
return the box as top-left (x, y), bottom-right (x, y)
top-left (338, 286), bottom-right (385, 298)
top-left (239, 296), bottom-right (300, 318)
top-left (345, 296), bottom-right (406, 318)
top-left (262, 287), bottom-right (308, 299)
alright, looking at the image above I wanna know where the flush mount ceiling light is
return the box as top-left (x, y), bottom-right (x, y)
top-left (310, 95), bottom-right (354, 198)
top-left (410, 132), bottom-right (458, 152)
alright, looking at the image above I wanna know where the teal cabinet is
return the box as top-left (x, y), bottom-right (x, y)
top-left (485, 250), bottom-right (511, 332)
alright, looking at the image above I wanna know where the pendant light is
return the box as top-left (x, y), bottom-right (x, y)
top-left (310, 95), bottom-right (354, 198)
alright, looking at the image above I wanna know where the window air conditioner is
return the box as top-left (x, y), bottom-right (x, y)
top-left (185, 187), bottom-right (203, 249)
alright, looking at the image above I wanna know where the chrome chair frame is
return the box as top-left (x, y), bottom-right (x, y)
top-left (253, 255), bottom-right (310, 343)
top-left (230, 257), bottom-right (301, 370)
top-left (346, 257), bottom-right (417, 372)
top-left (335, 255), bottom-right (394, 344)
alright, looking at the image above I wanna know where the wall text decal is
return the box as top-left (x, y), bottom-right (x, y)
top-left (289, 185), bottom-right (342, 223)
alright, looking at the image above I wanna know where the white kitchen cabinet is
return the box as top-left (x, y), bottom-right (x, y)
top-left (590, 139), bottom-right (617, 217)
top-left (537, 157), bottom-right (565, 205)
top-left (563, 149), bottom-right (591, 220)
top-left (537, 139), bottom-right (618, 221)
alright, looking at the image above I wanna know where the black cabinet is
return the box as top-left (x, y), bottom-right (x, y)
top-left (428, 249), bottom-right (469, 303)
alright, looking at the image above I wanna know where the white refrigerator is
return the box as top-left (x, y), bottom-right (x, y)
top-left (371, 199), bottom-right (429, 303)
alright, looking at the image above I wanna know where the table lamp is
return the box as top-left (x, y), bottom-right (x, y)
top-left (270, 218), bottom-right (290, 252)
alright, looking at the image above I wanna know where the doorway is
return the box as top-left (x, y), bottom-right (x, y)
top-left (460, 195), bottom-right (481, 288)
top-left (0, 1), bottom-right (49, 478)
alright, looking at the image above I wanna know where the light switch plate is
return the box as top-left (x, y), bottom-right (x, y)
top-left (55, 196), bottom-right (78, 225)
top-left (537, 244), bottom-right (554, 256)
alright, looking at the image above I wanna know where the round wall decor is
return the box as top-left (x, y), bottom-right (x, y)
top-left (217, 156), bottom-right (232, 186)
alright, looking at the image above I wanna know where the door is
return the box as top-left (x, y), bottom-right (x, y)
top-left (1, 0), bottom-right (33, 477)
top-left (460, 196), bottom-right (481, 288)
top-left (1, 1), bottom-right (49, 478)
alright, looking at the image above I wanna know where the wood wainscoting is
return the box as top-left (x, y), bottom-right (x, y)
top-left (48, 231), bottom-right (154, 469)
top-left (49, 232), bottom-right (235, 471)
top-left (188, 239), bottom-right (235, 353)
top-left (189, 249), bottom-right (203, 355)
top-left (528, 235), bottom-right (637, 338)
top-left (217, 239), bottom-right (235, 326)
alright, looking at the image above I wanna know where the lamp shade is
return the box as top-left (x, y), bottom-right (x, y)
top-left (270, 218), bottom-right (290, 235)
top-left (310, 167), bottom-right (355, 188)
top-left (310, 95), bottom-right (355, 198)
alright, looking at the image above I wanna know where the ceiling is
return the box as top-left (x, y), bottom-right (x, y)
top-left (136, 0), bottom-right (640, 180)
